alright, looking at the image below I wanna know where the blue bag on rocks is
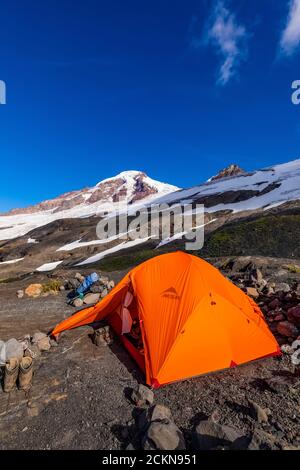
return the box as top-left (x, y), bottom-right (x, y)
top-left (76, 272), bottom-right (99, 296)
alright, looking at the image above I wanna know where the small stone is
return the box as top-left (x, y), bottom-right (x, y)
top-left (25, 284), bottom-right (43, 297)
top-left (25, 344), bottom-right (41, 359)
top-left (108, 280), bottom-right (115, 290)
top-left (268, 298), bottom-right (280, 310)
top-left (32, 332), bottom-right (47, 344)
top-left (248, 399), bottom-right (269, 423)
top-left (59, 285), bottom-right (65, 291)
top-left (73, 298), bottom-right (83, 308)
top-left (131, 384), bottom-right (154, 407)
top-left (274, 314), bottom-right (285, 322)
top-left (274, 283), bottom-right (290, 293)
top-left (246, 287), bottom-right (259, 299)
top-left (287, 306), bottom-right (300, 326)
top-left (37, 336), bottom-right (51, 352)
top-left (281, 344), bottom-right (294, 354)
top-left (17, 290), bottom-right (24, 298)
top-left (75, 272), bottom-right (85, 282)
top-left (277, 321), bottom-right (299, 338)
top-left (83, 293), bottom-right (100, 305)
top-left (101, 288), bottom-right (108, 298)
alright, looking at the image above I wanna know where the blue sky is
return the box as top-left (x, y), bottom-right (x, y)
top-left (1, 0), bottom-right (300, 211)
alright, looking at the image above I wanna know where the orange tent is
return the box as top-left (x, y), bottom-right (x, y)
top-left (51, 251), bottom-right (280, 387)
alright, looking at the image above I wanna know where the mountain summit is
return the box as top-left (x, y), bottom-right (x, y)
top-left (209, 164), bottom-right (245, 182)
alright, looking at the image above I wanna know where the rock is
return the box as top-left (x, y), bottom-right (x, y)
top-left (24, 344), bottom-right (41, 359)
top-left (59, 285), bottom-right (65, 291)
top-left (193, 420), bottom-right (249, 450)
top-left (75, 272), bottom-right (85, 282)
top-left (32, 332), bottom-right (47, 344)
top-left (68, 279), bottom-right (80, 289)
top-left (291, 348), bottom-right (300, 366)
top-left (274, 314), bottom-right (285, 322)
top-left (17, 290), bottom-right (24, 298)
top-left (143, 420), bottom-right (185, 450)
top-left (73, 298), bottom-right (83, 308)
top-left (83, 293), bottom-right (100, 305)
top-left (5, 338), bottom-right (24, 361)
top-left (248, 426), bottom-right (278, 450)
top-left (277, 321), bottom-right (299, 338)
top-left (37, 336), bottom-right (51, 352)
top-left (25, 284), bottom-right (43, 297)
top-left (291, 339), bottom-right (300, 350)
top-left (108, 280), bottom-right (115, 290)
top-left (90, 285), bottom-right (103, 294)
top-left (281, 344), bottom-right (294, 354)
top-left (131, 384), bottom-right (154, 407)
top-left (248, 399), bottom-right (269, 423)
top-left (287, 306), bottom-right (300, 326)
top-left (246, 287), bottom-right (259, 299)
top-left (151, 404), bottom-right (172, 422)
top-left (274, 283), bottom-right (290, 293)
top-left (101, 288), bottom-right (108, 298)
top-left (268, 298), bottom-right (280, 310)
top-left (32, 332), bottom-right (50, 351)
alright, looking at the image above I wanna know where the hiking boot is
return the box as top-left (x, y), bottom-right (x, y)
top-left (18, 357), bottom-right (33, 391)
top-left (4, 357), bottom-right (19, 393)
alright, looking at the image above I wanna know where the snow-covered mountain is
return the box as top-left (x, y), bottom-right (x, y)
top-left (0, 159), bottom-right (300, 273)
top-left (0, 171), bottom-right (179, 240)
top-left (155, 159), bottom-right (300, 214)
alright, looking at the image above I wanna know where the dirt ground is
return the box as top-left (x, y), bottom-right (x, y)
top-left (0, 270), bottom-right (300, 450)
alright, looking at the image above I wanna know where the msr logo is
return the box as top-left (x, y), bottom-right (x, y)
top-left (162, 287), bottom-right (181, 300)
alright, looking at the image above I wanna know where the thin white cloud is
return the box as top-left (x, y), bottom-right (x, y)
top-left (201, 1), bottom-right (248, 85)
top-left (280, 0), bottom-right (300, 56)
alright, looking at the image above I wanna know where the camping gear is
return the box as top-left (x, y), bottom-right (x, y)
top-left (76, 273), bottom-right (99, 296)
top-left (18, 357), bottom-right (33, 391)
top-left (67, 273), bottom-right (99, 305)
top-left (4, 358), bottom-right (19, 393)
top-left (52, 252), bottom-right (280, 388)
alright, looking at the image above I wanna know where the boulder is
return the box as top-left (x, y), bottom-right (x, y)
top-left (25, 284), bottom-right (43, 298)
top-left (17, 290), bottom-right (24, 298)
top-left (131, 384), bottom-right (154, 407)
top-left (73, 297), bottom-right (83, 308)
top-left (277, 321), bottom-right (299, 338)
top-left (83, 293), bottom-right (100, 305)
top-left (193, 420), bottom-right (249, 450)
top-left (143, 420), bottom-right (185, 450)
top-left (5, 338), bottom-right (24, 361)
top-left (138, 404), bottom-right (172, 432)
top-left (246, 287), bottom-right (259, 299)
